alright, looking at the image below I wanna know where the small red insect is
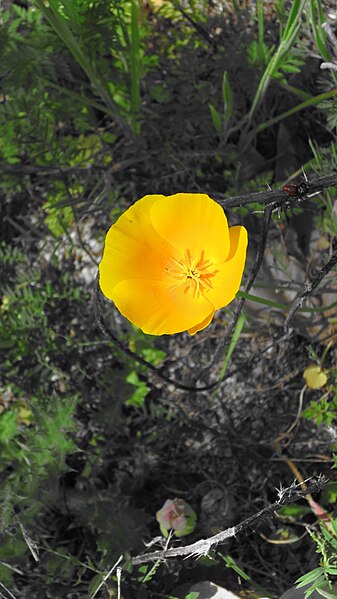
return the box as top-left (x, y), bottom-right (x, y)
top-left (283, 178), bottom-right (310, 198)
top-left (278, 176), bottom-right (322, 218)
top-left (283, 183), bottom-right (298, 197)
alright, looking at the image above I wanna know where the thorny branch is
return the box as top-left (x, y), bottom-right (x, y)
top-left (130, 477), bottom-right (327, 566)
top-left (217, 173), bottom-right (337, 209)
top-left (284, 249), bottom-right (337, 331)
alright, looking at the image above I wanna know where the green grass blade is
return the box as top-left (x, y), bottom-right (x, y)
top-left (32, 0), bottom-right (120, 119)
top-left (279, 82), bottom-right (312, 101)
top-left (296, 568), bottom-right (325, 586)
top-left (257, 0), bottom-right (264, 45)
top-left (45, 80), bottom-right (118, 121)
top-left (282, 0), bottom-right (304, 36)
top-left (256, 87), bottom-right (337, 133)
top-left (248, 0), bottom-right (307, 121)
top-left (209, 103), bottom-right (222, 133)
top-left (218, 553), bottom-right (251, 581)
top-left (237, 291), bottom-right (337, 314)
top-left (130, 0), bottom-right (141, 134)
top-left (212, 311), bottom-right (246, 398)
top-left (309, 0), bottom-right (330, 61)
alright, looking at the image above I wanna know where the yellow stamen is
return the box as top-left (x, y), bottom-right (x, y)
top-left (165, 249), bottom-right (218, 298)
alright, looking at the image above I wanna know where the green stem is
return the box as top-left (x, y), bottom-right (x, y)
top-left (256, 88), bottom-right (337, 133)
top-left (212, 311), bottom-right (246, 398)
top-left (237, 291), bottom-right (337, 314)
top-left (278, 81), bottom-right (312, 101)
top-left (248, 0), bottom-right (307, 122)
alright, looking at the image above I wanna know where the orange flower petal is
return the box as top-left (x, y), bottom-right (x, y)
top-left (99, 195), bottom-right (175, 301)
top-left (111, 277), bottom-right (214, 335)
top-left (206, 225), bottom-right (248, 310)
top-left (150, 193), bottom-right (230, 263)
top-left (187, 310), bottom-right (215, 336)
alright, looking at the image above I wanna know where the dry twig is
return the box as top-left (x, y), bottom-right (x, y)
top-left (130, 477), bottom-right (327, 566)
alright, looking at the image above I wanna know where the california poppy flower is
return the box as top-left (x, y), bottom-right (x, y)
top-left (99, 193), bottom-right (248, 335)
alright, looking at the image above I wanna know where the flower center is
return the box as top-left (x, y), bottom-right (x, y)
top-left (165, 249), bottom-right (218, 298)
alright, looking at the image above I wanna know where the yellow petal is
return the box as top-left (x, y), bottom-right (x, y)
top-left (99, 195), bottom-right (175, 300)
top-left (187, 310), bottom-right (215, 335)
top-left (206, 225), bottom-right (248, 310)
top-left (151, 193), bottom-right (230, 263)
top-left (303, 365), bottom-right (328, 389)
top-left (111, 277), bottom-right (214, 335)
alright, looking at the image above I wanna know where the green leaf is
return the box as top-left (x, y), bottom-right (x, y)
top-left (126, 371), bottom-right (140, 386)
top-left (0, 562), bottom-right (14, 588)
top-left (296, 567), bottom-right (325, 586)
top-left (87, 573), bottom-right (105, 598)
top-left (0, 410), bottom-right (18, 443)
top-left (126, 384), bottom-right (149, 408)
top-left (212, 311), bottom-right (246, 398)
top-left (325, 567), bottom-right (337, 575)
top-left (316, 590), bottom-right (335, 599)
top-left (303, 577), bottom-right (329, 598)
top-left (126, 371), bottom-right (150, 407)
top-left (309, 0), bottom-right (330, 61)
top-left (130, 0), bottom-right (141, 134)
top-left (322, 483), bottom-right (337, 505)
top-left (278, 504), bottom-right (312, 518)
top-left (141, 348), bottom-right (166, 365)
top-left (209, 103), bottom-right (222, 133)
top-left (222, 71), bottom-right (233, 123)
top-left (219, 552), bottom-right (250, 580)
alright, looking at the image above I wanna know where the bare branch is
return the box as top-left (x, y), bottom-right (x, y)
top-left (130, 477), bottom-right (327, 566)
top-left (217, 174), bottom-right (337, 209)
top-left (284, 250), bottom-right (337, 331)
